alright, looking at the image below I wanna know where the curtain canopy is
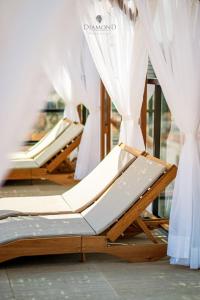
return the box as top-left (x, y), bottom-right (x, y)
top-left (44, 1), bottom-right (83, 123)
top-left (136, 0), bottom-right (200, 269)
top-left (78, 0), bottom-right (148, 149)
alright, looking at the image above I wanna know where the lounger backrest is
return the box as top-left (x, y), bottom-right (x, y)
top-left (82, 156), bottom-right (166, 234)
top-left (26, 119), bottom-right (71, 159)
top-left (34, 123), bottom-right (83, 167)
top-left (63, 145), bottom-right (135, 212)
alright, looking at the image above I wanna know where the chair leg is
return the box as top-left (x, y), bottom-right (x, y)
top-left (80, 253), bottom-right (86, 263)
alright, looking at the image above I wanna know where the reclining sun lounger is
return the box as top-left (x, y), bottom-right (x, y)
top-left (6, 118), bottom-right (84, 185)
top-left (0, 144), bottom-right (136, 218)
top-left (0, 145), bottom-right (177, 264)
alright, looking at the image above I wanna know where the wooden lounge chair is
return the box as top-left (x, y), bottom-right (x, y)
top-left (0, 145), bottom-right (177, 264)
top-left (0, 144), bottom-right (136, 219)
top-left (6, 118), bottom-right (84, 186)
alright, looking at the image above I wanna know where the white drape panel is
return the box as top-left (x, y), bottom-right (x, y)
top-left (47, 35), bottom-right (101, 180)
top-left (78, 0), bottom-right (148, 149)
top-left (136, 0), bottom-right (200, 269)
top-left (75, 38), bottom-right (101, 179)
top-left (45, 63), bottom-right (80, 161)
top-left (46, 67), bottom-right (80, 122)
top-left (0, 0), bottom-right (72, 183)
top-left (44, 1), bottom-right (101, 179)
top-left (44, 1), bottom-right (83, 123)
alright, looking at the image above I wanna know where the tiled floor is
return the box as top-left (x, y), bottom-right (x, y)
top-left (0, 181), bottom-right (199, 300)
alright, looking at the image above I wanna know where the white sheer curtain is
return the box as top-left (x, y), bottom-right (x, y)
top-left (46, 67), bottom-right (80, 122)
top-left (136, 0), bottom-right (200, 269)
top-left (44, 2), bottom-right (101, 179)
top-left (0, 0), bottom-right (72, 183)
top-left (75, 38), bottom-right (101, 179)
top-left (44, 2), bottom-right (83, 123)
top-left (47, 35), bottom-right (101, 180)
top-left (78, 0), bottom-right (148, 149)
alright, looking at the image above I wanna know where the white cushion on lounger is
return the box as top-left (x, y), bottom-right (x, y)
top-left (35, 123), bottom-right (83, 167)
top-left (10, 119), bottom-right (71, 160)
top-left (0, 195), bottom-right (72, 219)
top-left (0, 214), bottom-right (94, 244)
top-left (63, 145), bottom-right (135, 212)
top-left (11, 151), bottom-right (29, 160)
top-left (10, 123), bottom-right (83, 169)
top-left (26, 118), bottom-right (71, 159)
top-left (11, 158), bottom-right (38, 169)
top-left (82, 156), bottom-right (166, 234)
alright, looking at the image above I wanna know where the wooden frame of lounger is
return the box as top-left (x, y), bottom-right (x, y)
top-left (0, 146), bottom-right (177, 264)
top-left (6, 133), bottom-right (82, 186)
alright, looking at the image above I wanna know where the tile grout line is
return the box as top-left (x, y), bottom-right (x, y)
top-left (99, 271), bottom-right (120, 299)
top-left (5, 267), bottom-right (16, 300)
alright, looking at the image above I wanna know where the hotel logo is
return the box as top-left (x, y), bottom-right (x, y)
top-left (83, 14), bottom-right (117, 34)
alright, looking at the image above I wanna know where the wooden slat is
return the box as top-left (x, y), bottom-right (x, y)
top-left (106, 92), bottom-right (111, 155)
top-left (7, 168), bottom-right (47, 180)
top-left (140, 79), bottom-right (147, 146)
top-left (135, 216), bottom-right (158, 244)
top-left (31, 168), bottom-right (47, 178)
top-left (124, 218), bottom-right (168, 237)
top-left (7, 169), bottom-right (77, 187)
top-left (161, 224), bottom-right (169, 231)
top-left (46, 134), bottom-right (82, 173)
top-left (83, 238), bottom-right (167, 263)
top-left (7, 169), bottom-right (33, 180)
top-left (82, 236), bottom-right (167, 263)
top-left (82, 236), bottom-right (107, 252)
top-left (120, 144), bottom-right (145, 157)
top-left (143, 219), bottom-right (169, 226)
top-left (45, 173), bottom-right (78, 187)
top-left (144, 211), bottom-right (169, 232)
top-left (100, 81), bottom-right (105, 160)
top-left (0, 236), bottom-right (81, 263)
top-left (104, 243), bottom-right (167, 263)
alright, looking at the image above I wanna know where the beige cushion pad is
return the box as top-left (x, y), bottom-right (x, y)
top-left (0, 214), bottom-right (94, 245)
top-left (11, 158), bottom-right (38, 169)
top-left (0, 195), bottom-right (72, 219)
top-left (63, 145), bottom-right (135, 212)
top-left (82, 156), bottom-right (166, 234)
